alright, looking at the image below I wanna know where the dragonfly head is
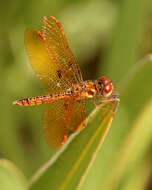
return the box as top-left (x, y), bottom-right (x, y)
top-left (97, 76), bottom-right (114, 98)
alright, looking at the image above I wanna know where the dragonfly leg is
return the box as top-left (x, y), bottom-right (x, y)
top-left (113, 98), bottom-right (120, 115)
top-left (90, 96), bottom-right (120, 115)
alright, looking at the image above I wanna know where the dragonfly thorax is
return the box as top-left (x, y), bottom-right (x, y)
top-left (72, 77), bottom-right (114, 100)
top-left (70, 81), bottom-right (96, 100)
top-left (95, 76), bottom-right (114, 98)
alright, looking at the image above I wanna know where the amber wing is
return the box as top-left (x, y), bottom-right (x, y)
top-left (24, 17), bottom-right (86, 148)
top-left (42, 16), bottom-right (83, 84)
top-left (43, 101), bottom-right (68, 148)
top-left (24, 29), bottom-right (71, 93)
top-left (69, 100), bottom-right (86, 132)
top-left (43, 99), bottom-right (86, 148)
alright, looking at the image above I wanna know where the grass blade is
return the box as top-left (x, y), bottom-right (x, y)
top-left (29, 101), bottom-right (118, 190)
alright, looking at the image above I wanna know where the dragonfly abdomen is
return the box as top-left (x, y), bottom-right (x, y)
top-left (13, 93), bottom-right (69, 106)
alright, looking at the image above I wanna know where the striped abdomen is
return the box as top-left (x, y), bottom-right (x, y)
top-left (13, 93), bottom-right (68, 106)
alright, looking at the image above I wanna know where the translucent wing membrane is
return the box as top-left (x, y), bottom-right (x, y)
top-left (43, 99), bottom-right (86, 148)
top-left (69, 100), bottom-right (86, 132)
top-left (42, 16), bottom-right (83, 83)
top-left (24, 17), bottom-right (86, 148)
top-left (25, 29), bottom-right (71, 93)
top-left (43, 100), bottom-right (69, 148)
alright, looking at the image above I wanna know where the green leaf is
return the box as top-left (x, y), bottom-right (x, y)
top-left (103, 98), bottom-right (152, 190)
top-left (80, 55), bottom-right (152, 190)
top-left (29, 101), bottom-right (118, 190)
top-left (0, 159), bottom-right (27, 190)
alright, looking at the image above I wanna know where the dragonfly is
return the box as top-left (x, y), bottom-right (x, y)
top-left (13, 16), bottom-right (119, 148)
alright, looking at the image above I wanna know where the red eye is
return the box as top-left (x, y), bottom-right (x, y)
top-left (103, 83), bottom-right (113, 97)
top-left (100, 76), bottom-right (111, 86)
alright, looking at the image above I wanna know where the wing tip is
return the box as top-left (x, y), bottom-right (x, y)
top-left (43, 15), bottom-right (56, 20)
top-left (42, 16), bottom-right (62, 28)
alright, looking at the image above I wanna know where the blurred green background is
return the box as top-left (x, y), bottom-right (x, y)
top-left (0, 0), bottom-right (152, 189)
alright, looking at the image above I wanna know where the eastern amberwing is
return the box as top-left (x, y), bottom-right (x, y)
top-left (13, 16), bottom-right (119, 148)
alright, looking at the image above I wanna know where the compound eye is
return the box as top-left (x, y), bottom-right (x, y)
top-left (103, 83), bottom-right (113, 97)
top-left (100, 76), bottom-right (111, 86)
